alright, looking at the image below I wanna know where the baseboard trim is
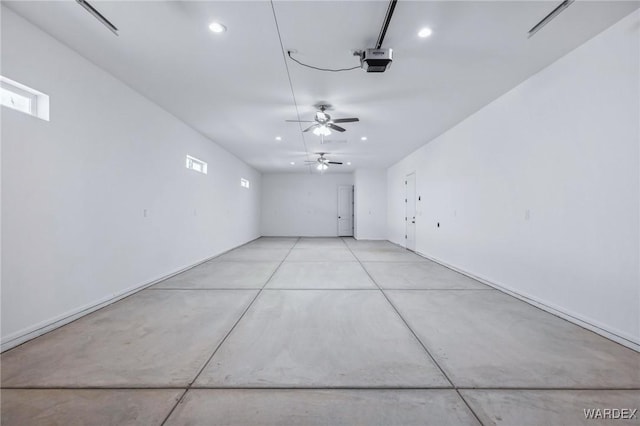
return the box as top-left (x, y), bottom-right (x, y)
top-left (1, 237), bottom-right (260, 353)
top-left (354, 236), bottom-right (388, 241)
top-left (415, 250), bottom-right (640, 353)
top-left (261, 234), bottom-right (342, 238)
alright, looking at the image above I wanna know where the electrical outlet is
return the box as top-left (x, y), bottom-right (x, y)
top-left (525, 209), bottom-right (530, 221)
top-left (143, 209), bottom-right (148, 218)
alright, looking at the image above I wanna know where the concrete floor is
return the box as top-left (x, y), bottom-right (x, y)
top-left (1, 237), bottom-right (638, 425)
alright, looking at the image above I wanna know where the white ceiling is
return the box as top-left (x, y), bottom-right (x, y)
top-left (5, 1), bottom-right (638, 173)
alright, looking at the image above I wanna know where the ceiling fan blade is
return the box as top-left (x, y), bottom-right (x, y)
top-left (332, 118), bottom-right (359, 123)
top-left (327, 123), bottom-right (346, 132)
top-left (286, 120), bottom-right (315, 123)
top-left (302, 124), bottom-right (319, 132)
top-left (327, 161), bottom-right (343, 165)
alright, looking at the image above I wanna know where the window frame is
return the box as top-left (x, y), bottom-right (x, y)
top-left (185, 155), bottom-right (208, 175)
top-left (0, 81), bottom-right (37, 115)
top-left (0, 75), bottom-right (49, 121)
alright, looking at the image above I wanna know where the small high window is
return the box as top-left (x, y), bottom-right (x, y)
top-left (0, 76), bottom-right (49, 121)
top-left (240, 178), bottom-right (250, 189)
top-left (186, 155), bottom-right (207, 174)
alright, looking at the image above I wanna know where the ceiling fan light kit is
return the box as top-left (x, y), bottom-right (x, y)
top-left (287, 104), bottom-right (359, 137)
top-left (312, 126), bottom-right (331, 136)
top-left (305, 153), bottom-right (343, 173)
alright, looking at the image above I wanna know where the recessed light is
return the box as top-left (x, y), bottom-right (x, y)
top-left (347, 162), bottom-right (352, 166)
top-left (290, 161), bottom-right (295, 165)
top-left (209, 22), bottom-right (227, 33)
top-left (360, 136), bottom-right (367, 141)
top-left (418, 27), bottom-right (432, 38)
top-left (275, 136), bottom-right (282, 141)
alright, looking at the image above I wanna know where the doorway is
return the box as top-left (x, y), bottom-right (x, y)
top-left (337, 185), bottom-right (354, 237)
top-left (405, 173), bottom-right (416, 251)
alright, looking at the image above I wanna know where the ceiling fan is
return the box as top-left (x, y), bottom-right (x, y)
top-left (305, 152), bottom-right (343, 171)
top-left (287, 104), bottom-right (359, 136)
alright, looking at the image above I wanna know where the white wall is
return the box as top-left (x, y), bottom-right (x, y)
top-left (261, 173), bottom-right (354, 237)
top-left (354, 169), bottom-right (387, 240)
top-left (388, 10), bottom-right (639, 348)
top-left (1, 7), bottom-right (261, 349)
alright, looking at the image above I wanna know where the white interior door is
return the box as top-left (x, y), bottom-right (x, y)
top-left (337, 185), bottom-right (353, 236)
top-left (405, 173), bottom-right (416, 251)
